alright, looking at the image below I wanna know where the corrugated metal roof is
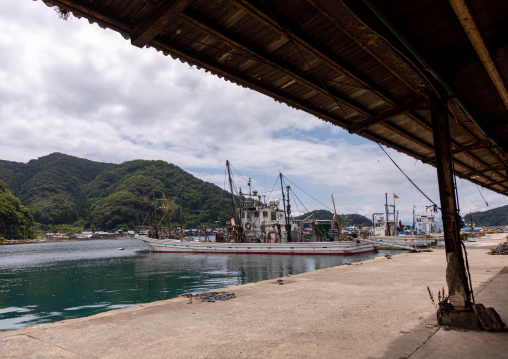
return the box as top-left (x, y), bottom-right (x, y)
top-left (42, 0), bottom-right (508, 196)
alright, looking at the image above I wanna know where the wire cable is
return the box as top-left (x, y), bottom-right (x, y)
top-left (281, 175), bottom-right (334, 212)
top-left (377, 143), bottom-right (440, 210)
top-left (475, 184), bottom-right (489, 207)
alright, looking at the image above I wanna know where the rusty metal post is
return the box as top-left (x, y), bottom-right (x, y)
top-left (430, 96), bottom-right (471, 308)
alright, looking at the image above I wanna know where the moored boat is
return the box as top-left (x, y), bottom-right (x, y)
top-left (138, 161), bottom-right (376, 255)
top-left (140, 237), bottom-right (376, 255)
top-left (370, 195), bottom-right (438, 249)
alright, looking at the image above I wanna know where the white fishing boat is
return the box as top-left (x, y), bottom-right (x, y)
top-left (138, 161), bottom-right (376, 255)
top-left (139, 237), bottom-right (376, 255)
top-left (370, 195), bottom-right (437, 249)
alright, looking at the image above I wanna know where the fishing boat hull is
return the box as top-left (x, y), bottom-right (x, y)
top-left (139, 237), bottom-right (376, 255)
top-left (370, 235), bottom-right (437, 249)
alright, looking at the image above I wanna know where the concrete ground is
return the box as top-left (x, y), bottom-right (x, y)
top-left (1, 234), bottom-right (507, 359)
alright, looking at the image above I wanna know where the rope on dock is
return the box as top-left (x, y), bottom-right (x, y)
top-left (180, 291), bottom-right (236, 302)
top-left (489, 242), bottom-right (508, 255)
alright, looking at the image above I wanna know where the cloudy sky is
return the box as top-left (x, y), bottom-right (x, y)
top-left (1, 1), bottom-right (507, 224)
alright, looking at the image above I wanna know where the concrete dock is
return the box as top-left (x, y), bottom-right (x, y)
top-left (1, 234), bottom-right (508, 358)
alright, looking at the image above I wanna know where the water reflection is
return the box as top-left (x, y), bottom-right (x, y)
top-left (0, 239), bottom-right (401, 331)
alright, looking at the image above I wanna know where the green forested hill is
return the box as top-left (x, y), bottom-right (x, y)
top-left (0, 153), bottom-right (233, 231)
top-left (84, 159), bottom-right (233, 230)
top-left (296, 210), bottom-right (372, 227)
top-left (0, 180), bottom-right (35, 239)
top-left (464, 205), bottom-right (508, 226)
top-left (0, 153), bottom-right (113, 225)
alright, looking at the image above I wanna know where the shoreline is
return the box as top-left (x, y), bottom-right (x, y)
top-left (2, 233), bottom-right (507, 358)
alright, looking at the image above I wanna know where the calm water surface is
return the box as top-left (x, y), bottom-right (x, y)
top-left (0, 239), bottom-right (400, 331)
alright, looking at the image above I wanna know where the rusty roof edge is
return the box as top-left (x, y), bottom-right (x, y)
top-left (41, 0), bottom-right (131, 36)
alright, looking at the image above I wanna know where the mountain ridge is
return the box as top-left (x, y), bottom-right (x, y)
top-left (0, 153), bottom-right (233, 231)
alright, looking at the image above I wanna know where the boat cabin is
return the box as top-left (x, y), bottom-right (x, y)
top-left (238, 196), bottom-right (301, 242)
top-left (414, 214), bottom-right (440, 234)
top-left (372, 213), bottom-right (397, 236)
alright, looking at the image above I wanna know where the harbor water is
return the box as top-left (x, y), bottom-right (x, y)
top-left (0, 238), bottom-right (400, 332)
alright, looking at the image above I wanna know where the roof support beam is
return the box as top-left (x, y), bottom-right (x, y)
top-left (430, 95), bottom-right (472, 310)
top-left (452, 140), bottom-right (491, 154)
top-left (151, 36), bottom-right (432, 166)
top-left (488, 179), bottom-right (508, 186)
top-left (449, 0), bottom-right (508, 111)
top-left (229, 0), bottom-right (393, 107)
top-left (179, 10), bottom-right (372, 118)
top-left (311, 0), bottom-right (430, 96)
top-left (462, 165), bottom-right (505, 178)
top-left (131, 0), bottom-right (193, 48)
top-left (348, 99), bottom-right (428, 133)
top-left (423, 140), bottom-right (490, 163)
top-left (151, 38), bottom-right (352, 128)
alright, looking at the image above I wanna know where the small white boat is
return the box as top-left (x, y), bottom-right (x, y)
top-left (370, 197), bottom-right (438, 250)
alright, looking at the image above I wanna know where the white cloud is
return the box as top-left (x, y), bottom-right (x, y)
top-left (0, 0), bottom-right (506, 225)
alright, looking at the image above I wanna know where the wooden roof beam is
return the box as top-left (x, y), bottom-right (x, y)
top-left (178, 10), bottom-right (373, 119)
top-left (231, 0), bottom-right (451, 161)
top-left (315, 0), bottom-right (508, 180)
top-left (151, 36), bottom-right (437, 169)
top-left (151, 38), bottom-right (353, 129)
top-left (348, 98), bottom-right (428, 133)
top-left (131, 0), bottom-right (193, 48)
top-left (462, 165), bottom-right (505, 178)
top-left (309, 0), bottom-right (431, 97)
top-left (310, 0), bottom-right (508, 179)
top-left (450, 0), bottom-right (508, 111)
top-left (452, 140), bottom-right (491, 154)
top-left (229, 0), bottom-right (393, 107)
top-left (487, 179), bottom-right (508, 187)
top-left (424, 140), bottom-right (490, 163)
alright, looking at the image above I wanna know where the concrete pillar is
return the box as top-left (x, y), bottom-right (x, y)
top-left (430, 96), bottom-right (471, 308)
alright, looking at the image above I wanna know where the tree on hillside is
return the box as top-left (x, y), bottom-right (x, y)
top-left (0, 180), bottom-right (35, 239)
top-left (464, 205), bottom-right (508, 227)
top-left (296, 210), bottom-right (372, 226)
top-left (0, 154), bottom-right (235, 231)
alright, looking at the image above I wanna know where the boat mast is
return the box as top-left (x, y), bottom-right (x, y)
top-left (226, 160), bottom-right (241, 242)
top-left (331, 194), bottom-right (341, 240)
top-left (280, 173), bottom-right (292, 242)
top-left (412, 206), bottom-right (415, 231)
top-left (385, 193), bottom-right (390, 236)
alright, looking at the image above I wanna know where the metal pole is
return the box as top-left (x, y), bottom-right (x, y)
top-left (279, 173), bottom-right (291, 242)
top-left (226, 160), bottom-right (240, 242)
top-left (430, 96), bottom-right (471, 308)
top-left (286, 185), bottom-right (292, 242)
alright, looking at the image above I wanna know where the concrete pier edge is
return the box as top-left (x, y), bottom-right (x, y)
top-left (1, 234), bottom-right (507, 358)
